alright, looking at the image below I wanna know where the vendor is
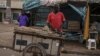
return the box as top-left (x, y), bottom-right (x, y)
top-left (47, 5), bottom-right (65, 37)
top-left (18, 11), bottom-right (28, 27)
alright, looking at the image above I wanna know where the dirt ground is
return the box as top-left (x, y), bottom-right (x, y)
top-left (0, 23), bottom-right (100, 56)
top-left (0, 23), bottom-right (14, 47)
top-left (0, 47), bottom-right (99, 56)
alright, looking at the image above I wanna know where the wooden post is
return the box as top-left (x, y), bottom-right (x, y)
top-left (83, 5), bottom-right (90, 40)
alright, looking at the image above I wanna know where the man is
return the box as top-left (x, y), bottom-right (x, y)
top-left (47, 5), bottom-right (65, 36)
top-left (18, 11), bottom-right (28, 27)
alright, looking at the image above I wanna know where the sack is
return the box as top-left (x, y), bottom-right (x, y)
top-left (43, 25), bottom-right (53, 34)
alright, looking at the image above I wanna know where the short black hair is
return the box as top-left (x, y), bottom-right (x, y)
top-left (21, 10), bottom-right (25, 15)
top-left (53, 4), bottom-right (59, 10)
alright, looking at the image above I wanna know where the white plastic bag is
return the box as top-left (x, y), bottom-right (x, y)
top-left (43, 25), bottom-right (53, 34)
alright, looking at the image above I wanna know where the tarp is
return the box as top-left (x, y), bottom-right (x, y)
top-left (23, 0), bottom-right (87, 20)
top-left (68, 4), bottom-right (87, 28)
top-left (23, 0), bottom-right (88, 10)
top-left (23, 0), bottom-right (41, 10)
top-left (23, 0), bottom-right (68, 10)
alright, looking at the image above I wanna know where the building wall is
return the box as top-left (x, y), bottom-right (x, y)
top-left (11, 0), bottom-right (23, 23)
top-left (12, 9), bottom-right (21, 20)
top-left (0, 0), bottom-right (23, 9)
top-left (0, 0), bottom-right (6, 22)
top-left (0, 0), bottom-right (23, 22)
top-left (0, 0), bottom-right (6, 8)
top-left (0, 9), bottom-right (6, 22)
top-left (11, 0), bottom-right (23, 9)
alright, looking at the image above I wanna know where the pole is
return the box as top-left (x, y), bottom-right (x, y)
top-left (5, 0), bottom-right (12, 24)
top-left (83, 0), bottom-right (90, 40)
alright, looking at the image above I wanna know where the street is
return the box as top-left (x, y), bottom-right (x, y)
top-left (0, 0), bottom-right (100, 56)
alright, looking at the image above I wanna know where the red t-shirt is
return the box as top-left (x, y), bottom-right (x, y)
top-left (47, 12), bottom-right (65, 29)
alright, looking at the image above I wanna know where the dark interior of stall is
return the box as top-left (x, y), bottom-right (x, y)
top-left (89, 3), bottom-right (100, 23)
top-left (60, 2), bottom-right (86, 41)
top-left (60, 2), bottom-right (84, 31)
top-left (89, 3), bottom-right (100, 46)
top-left (27, 2), bottom-right (87, 41)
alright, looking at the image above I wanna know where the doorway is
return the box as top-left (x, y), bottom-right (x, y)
top-left (0, 12), bottom-right (2, 22)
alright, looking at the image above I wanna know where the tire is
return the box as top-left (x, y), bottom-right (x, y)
top-left (22, 43), bottom-right (47, 56)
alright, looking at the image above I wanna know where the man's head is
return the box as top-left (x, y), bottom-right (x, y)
top-left (21, 11), bottom-right (25, 15)
top-left (52, 4), bottom-right (59, 13)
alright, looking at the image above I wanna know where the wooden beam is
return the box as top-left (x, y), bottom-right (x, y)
top-left (83, 5), bottom-right (90, 40)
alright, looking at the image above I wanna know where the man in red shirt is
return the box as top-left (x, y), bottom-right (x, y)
top-left (47, 5), bottom-right (65, 36)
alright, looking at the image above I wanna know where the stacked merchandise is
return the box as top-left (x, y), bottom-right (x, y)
top-left (67, 21), bottom-right (80, 31)
top-left (14, 26), bottom-right (59, 37)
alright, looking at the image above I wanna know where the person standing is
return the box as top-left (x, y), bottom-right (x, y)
top-left (47, 5), bottom-right (65, 36)
top-left (18, 11), bottom-right (28, 27)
